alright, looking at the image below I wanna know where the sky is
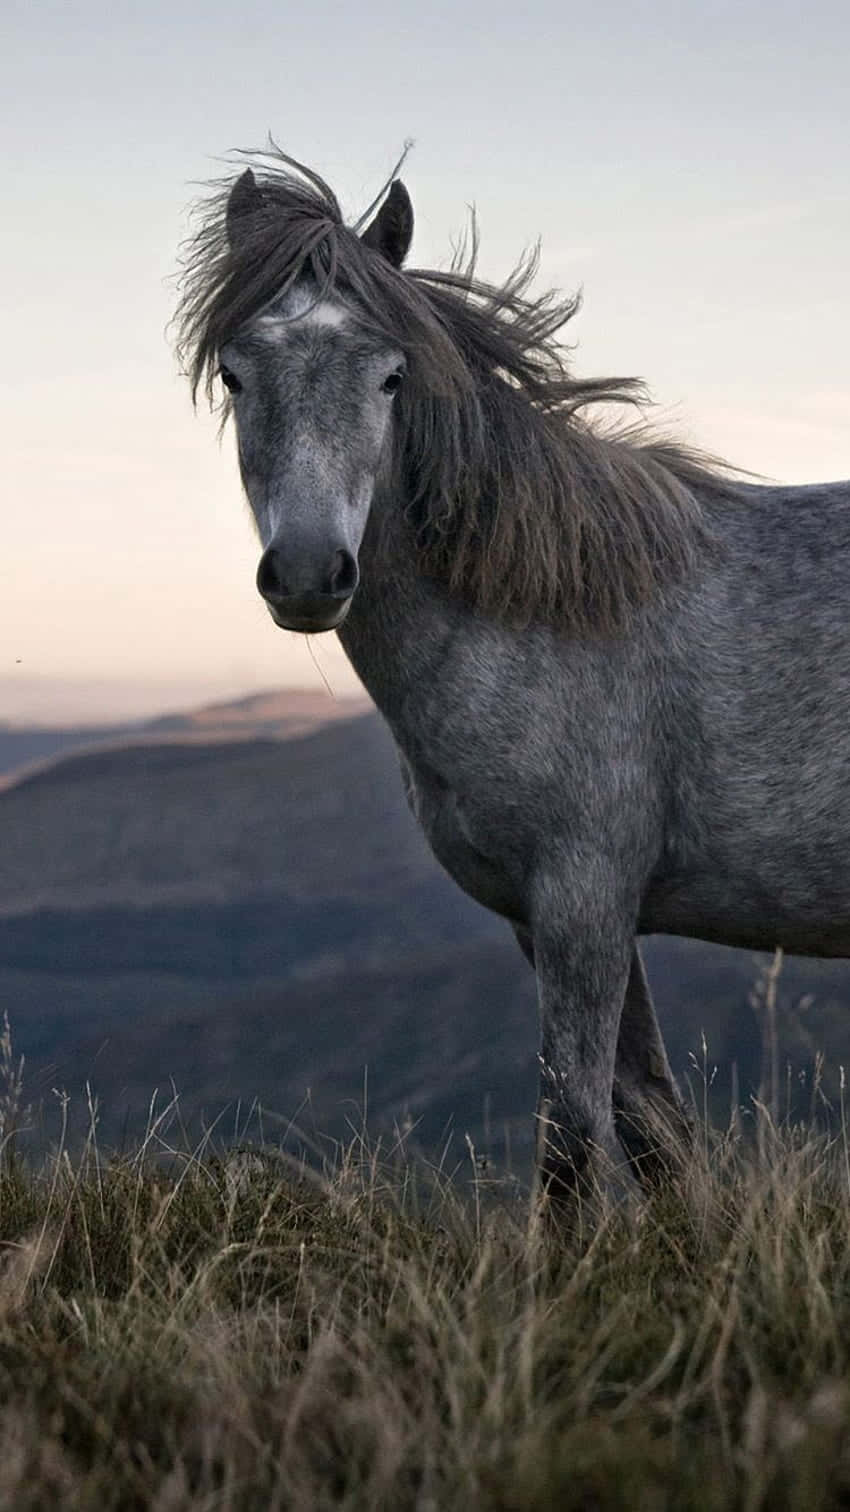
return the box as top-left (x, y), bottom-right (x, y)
top-left (2, 0), bottom-right (848, 724)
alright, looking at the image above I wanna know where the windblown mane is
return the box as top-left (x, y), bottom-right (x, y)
top-left (175, 147), bottom-right (733, 632)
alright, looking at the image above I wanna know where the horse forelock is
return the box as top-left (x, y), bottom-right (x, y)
top-left (175, 146), bottom-right (733, 634)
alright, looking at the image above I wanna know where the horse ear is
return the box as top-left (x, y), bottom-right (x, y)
top-left (226, 168), bottom-right (264, 246)
top-left (361, 180), bottom-right (413, 268)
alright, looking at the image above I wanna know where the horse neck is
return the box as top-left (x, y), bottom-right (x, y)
top-left (336, 498), bottom-right (454, 721)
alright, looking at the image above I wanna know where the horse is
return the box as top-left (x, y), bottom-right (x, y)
top-left (175, 147), bottom-right (850, 1211)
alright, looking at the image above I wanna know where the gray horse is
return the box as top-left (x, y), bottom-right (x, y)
top-left (176, 149), bottom-right (850, 1206)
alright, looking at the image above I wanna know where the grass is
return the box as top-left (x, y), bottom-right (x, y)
top-left (2, 1035), bottom-right (850, 1512)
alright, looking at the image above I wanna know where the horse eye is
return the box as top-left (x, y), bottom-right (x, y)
top-left (381, 371), bottom-right (404, 396)
top-left (219, 365), bottom-right (242, 395)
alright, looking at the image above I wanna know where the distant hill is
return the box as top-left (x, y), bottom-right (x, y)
top-left (0, 704), bottom-right (539, 1156)
top-left (1, 690), bottom-right (849, 1160)
top-left (0, 721), bottom-right (131, 784)
top-left (0, 688), bottom-right (368, 788)
top-left (0, 713), bottom-right (426, 914)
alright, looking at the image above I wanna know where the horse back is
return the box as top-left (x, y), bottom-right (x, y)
top-left (651, 477), bottom-right (850, 953)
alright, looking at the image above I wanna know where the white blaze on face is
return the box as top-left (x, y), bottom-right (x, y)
top-left (238, 280), bottom-right (398, 560)
top-left (252, 286), bottom-right (355, 543)
top-left (256, 284), bottom-right (352, 335)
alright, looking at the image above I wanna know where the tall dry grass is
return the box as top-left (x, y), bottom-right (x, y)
top-left (1, 1010), bottom-right (850, 1512)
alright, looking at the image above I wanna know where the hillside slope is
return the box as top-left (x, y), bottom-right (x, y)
top-left (0, 687), bottom-right (367, 786)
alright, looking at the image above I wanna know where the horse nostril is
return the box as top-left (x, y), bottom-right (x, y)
top-left (326, 550), bottom-right (358, 598)
top-left (257, 545), bottom-right (357, 604)
top-left (257, 548), bottom-right (287, 600)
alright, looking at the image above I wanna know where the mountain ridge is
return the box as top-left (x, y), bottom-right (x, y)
top-left (0, 687), bottom-right (370, 790)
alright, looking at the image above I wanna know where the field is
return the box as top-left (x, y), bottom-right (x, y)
top-left (2, 1021), bottom-right (850, 1512)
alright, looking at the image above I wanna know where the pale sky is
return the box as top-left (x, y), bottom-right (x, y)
top-left (2, 0), bottom-right (848, 724)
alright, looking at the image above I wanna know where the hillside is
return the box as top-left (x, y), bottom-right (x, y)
top-left (0, 687), bottom-right (367, 788)
top-left (0, 705), bottom-right (538, 1154)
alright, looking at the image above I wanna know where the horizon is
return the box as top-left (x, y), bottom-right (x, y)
top-left (4, 0), bottom-right (847, 725)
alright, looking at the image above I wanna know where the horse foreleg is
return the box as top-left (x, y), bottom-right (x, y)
top-left (528, 868), bottom-right (633, 1229)
top-left (612, 947), bottom-right (694, 1186)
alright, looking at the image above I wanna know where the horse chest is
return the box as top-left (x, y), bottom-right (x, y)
top-left (401, 760), bottom-right (527, 922)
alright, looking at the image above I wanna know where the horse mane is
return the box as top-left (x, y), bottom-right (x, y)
top-left (175, 146), bottom-right (734, 633)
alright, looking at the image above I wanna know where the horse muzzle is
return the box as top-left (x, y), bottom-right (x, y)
top-left (256, 544), bottom-right (358, 633)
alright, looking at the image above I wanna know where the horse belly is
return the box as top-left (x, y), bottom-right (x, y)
top-left (643, 828), bottom-right (850, 957)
